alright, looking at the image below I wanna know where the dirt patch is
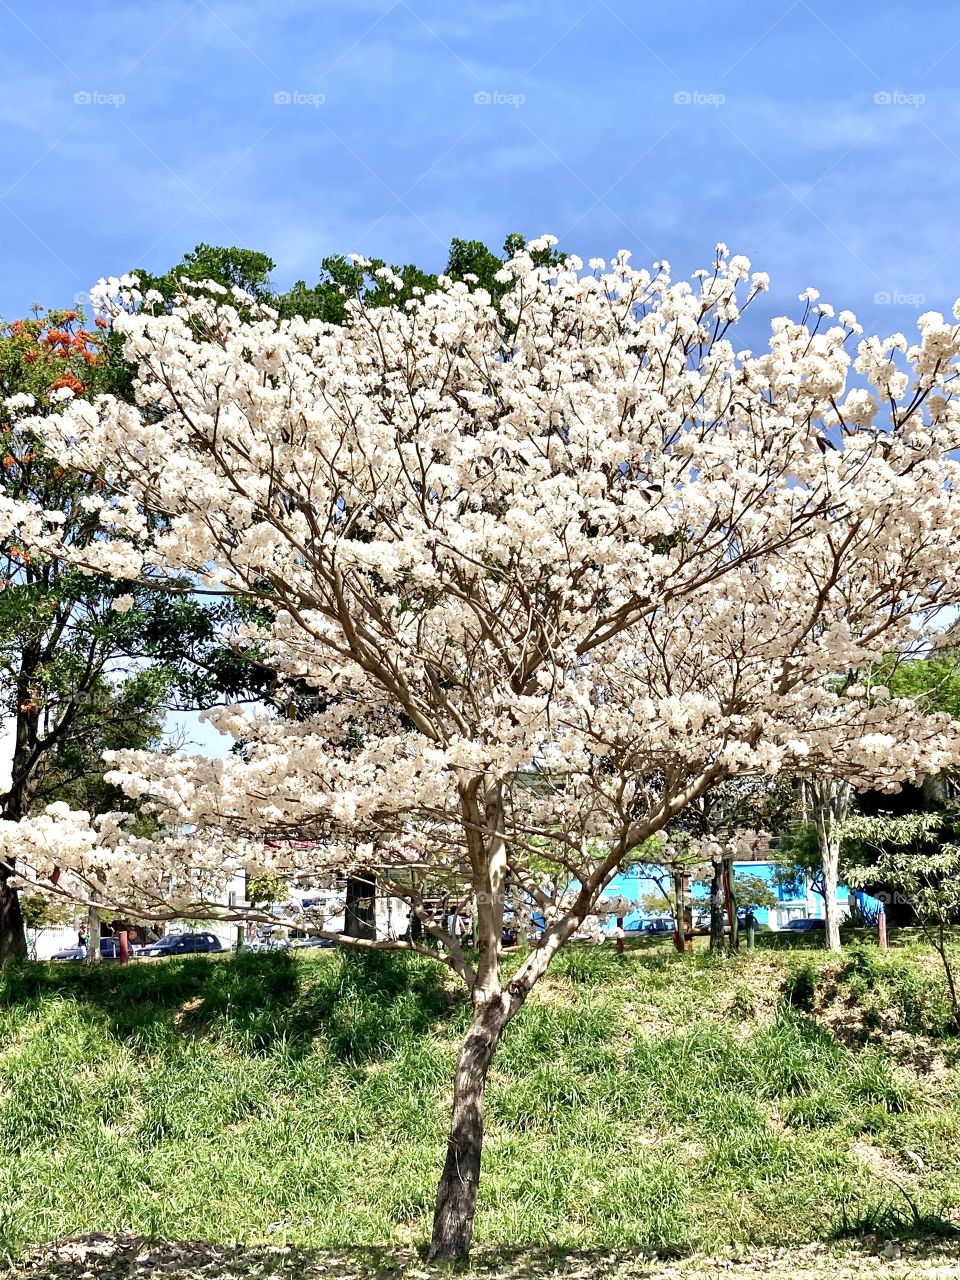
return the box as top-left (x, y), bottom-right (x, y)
top-left (852, 1140), bottom-right (923, 1185)
top-left (173, 997), bottom-right (205, 1034)
top-left (815, 988), bottom-right (957, 1094)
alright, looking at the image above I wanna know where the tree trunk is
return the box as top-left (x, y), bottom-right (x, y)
top-left (725, 858), bottom-right (740, 952)
top-left (429, 996), bottom-right (509, 1261)
top-left (931, 923), bottom-right (960, 1032)
top-left (85, 901), bottom-right (101, 965)
top-left (0, 782), bottom-right (32, 965)
top-left (0, 660), bottom-right (44, 966)
top-left (810, 778), bottom-right (851, 955)
top-left (821, 834), bottom-right (842, 953)
top-left (0, 864), bottom-right (27, 966)
top-left (672, 869), bottom-right (688, 951)
top-left (344, 872), bottom-right (377, 940)
top-left (709, 858), bottom-right (725, 954)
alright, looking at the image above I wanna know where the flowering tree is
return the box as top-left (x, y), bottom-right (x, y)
top-left (0, 306), bottom-right (277, 963)
top-left (0, 307), bottom-right (167, 962)
top-left (7, 243), bottom-right (960, 1258)
top-left (802, 775), bottom-right (854, 951)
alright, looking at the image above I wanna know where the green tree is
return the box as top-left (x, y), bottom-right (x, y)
top-left (0, 306), bottom-right (148, 961)
top-left (140, 234), bottom-right (567, 324)
top-left (637, 888), bottom-right (673, 915)
top-left (133, 244), bottom-right (277, 305)
top-left (876, 650), bottom-right (960, 720)
top-left (672, 778), bottom-right (797, 953)
top-left (733, 873), bottom-right (779, 915)
top-left (0, 307), bottom-right (244, 963)
top-left (846, 812), bottom-right (960, 1029)
top-left (277, 253), bottom-right (437, 323)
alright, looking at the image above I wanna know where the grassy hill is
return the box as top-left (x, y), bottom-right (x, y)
top-left (1, 940), bottom-right (959, 1264)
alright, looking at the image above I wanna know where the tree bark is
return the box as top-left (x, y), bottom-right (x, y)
top-left (725, 858), bottom-right (740, 952)
top-left (429, 996), bottom-right (509, 1261)
top-left (821, 834), bottom-right (842, 953)
top-left (85, 900), bottom-right (101, 965)
top-left (344, 872), bottom-right (377, 940)
top-left (0, 648), bottom-right (46, 964)
top-left (709, 857), bottom-right (725, 954)
top-left (673, 869), bottom-right (688, 951)
top-left (810, 778), bottom-right (851, 955)
top-left (0, 864), bottom-right (27, 966)
top-left (0, 781), bottom-right (33, 965)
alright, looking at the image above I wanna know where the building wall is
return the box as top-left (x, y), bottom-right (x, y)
top-left (600, 860), bottom-right (875, 931)
top-left (29, 925), bottom-right (78, 960)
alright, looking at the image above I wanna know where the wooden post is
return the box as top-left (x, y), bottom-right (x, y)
top-left (118, 930), bottom-right (129, 964)
top-left (878, 906), bottom-right (888, 951)
top-left (745, 910), bottom-right (755, 951)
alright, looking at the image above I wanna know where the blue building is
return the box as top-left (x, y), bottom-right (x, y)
top-left (600, 861), bottom-right (873, 932)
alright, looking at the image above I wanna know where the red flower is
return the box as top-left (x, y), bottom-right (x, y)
top-left (49, 373), bottom-right (84, 394)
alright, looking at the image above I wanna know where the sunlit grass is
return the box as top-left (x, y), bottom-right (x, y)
top-left (0, 943), bottom-right (958, 1257)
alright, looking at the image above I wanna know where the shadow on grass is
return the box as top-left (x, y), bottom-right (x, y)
top-left (831, 1184), bottom-right (960, 1244)
top-left (0, 949), bottom-right (462, 1065)
top-left (4, 1235), bottom-right (686, 1280)
top-left (10, 1235), bottom-right (960, 1280)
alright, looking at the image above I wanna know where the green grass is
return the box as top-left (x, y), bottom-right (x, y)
top-left (0, 943), bottom-right (958, 1259)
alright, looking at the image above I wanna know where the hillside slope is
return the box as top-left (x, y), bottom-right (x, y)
top-left (0, 942), bottom-right (958, 1259)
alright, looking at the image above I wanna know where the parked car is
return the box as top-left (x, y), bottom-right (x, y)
top-left (248, 927), bottom-right (293, 951)
top-left (781, 917), bottom-right (826, 933)
top-left (51, 937), bottom-right (123, 962)
top-left (136, 932), bottom-right (223, 958)
top-left (643, 918), bottom-right (675, 935)
top-left (290, 935), bottom-right (336, 949)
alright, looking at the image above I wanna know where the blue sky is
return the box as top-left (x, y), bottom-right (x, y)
top-left (3, 0), bottom-right (960, 756)
top-left (2, 0), bottom-right (960, 347)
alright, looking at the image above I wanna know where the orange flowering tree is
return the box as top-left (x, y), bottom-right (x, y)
top-left (0, 307), bottom-right (164, 961)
